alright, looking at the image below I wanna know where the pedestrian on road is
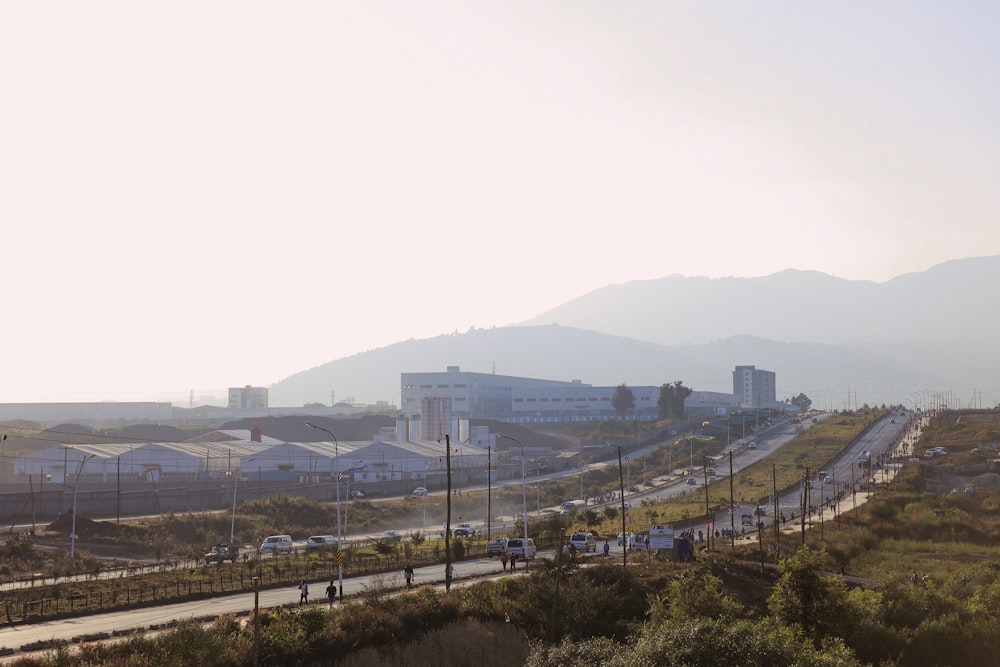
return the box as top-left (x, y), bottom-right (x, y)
top-left (501, 553), bottom-right (508, 572)
top-left (298, 580), bottom-right (309, 606)
top-left (603, 540), bottom-right (610, 557)
top-left (404, 563), bottom-right (414, 589)
top-left (326, 580), bottom-right (337, 608)
top-left (509, 552), bottom-right (518, 571)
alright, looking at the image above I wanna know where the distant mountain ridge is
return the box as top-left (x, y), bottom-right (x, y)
top-left (269, 256), bottom-right (1000, 410)
top-left (524, 256), bottom-right (1000, 346)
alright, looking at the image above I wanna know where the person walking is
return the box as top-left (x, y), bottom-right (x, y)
top-left (298, 580), bottom-right (309, 606)
top-left (501, 553), bottom-right (508, 572)
top-left (326, 580), bottom-right (337, 608)
top-left (404, 563), bottom-right (414, 589)
top-left (603, 540), bottom-right (610, 557)
top-left (509, 552), bottom-right (518, 572)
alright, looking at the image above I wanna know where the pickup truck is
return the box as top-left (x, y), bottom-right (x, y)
top-left (204, 544), bottom-right (237, 564)
top-left (486, 538), bottom-right (507, 556)
top-left (454, 523), bottom-right (477, 538)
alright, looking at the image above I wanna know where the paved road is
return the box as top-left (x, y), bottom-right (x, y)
top-left (0, 550), bottom-right (556, 659)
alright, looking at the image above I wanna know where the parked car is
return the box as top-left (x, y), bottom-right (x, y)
top-left (259, 535), bottom-right (293, 555)
top-left (569, 532), bottom-right (597, 552)
top-left (306, 535), bottom-right (336, 550)
top-left (379, 530), bottom-right (402, 544)
top-left (754, 505), bottom-right (767, 516)
top-left (486, 538), bottom-right (508, 557)
top-left (412, 487), bottom-right (428, 496)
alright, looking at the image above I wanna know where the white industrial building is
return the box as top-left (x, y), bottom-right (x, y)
top-left (12, 419), bottom-right (496, 490)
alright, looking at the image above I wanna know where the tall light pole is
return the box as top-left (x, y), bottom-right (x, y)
top-left (70, 454), bottom-right (95, 562)
top-left (230, 456), bottom-right (256, 547)
top-left (497, 433), bottom-right (529, 572)
top-left (340, 461), bottom-right (366, 536)
top-left (306, 422), bottom-right (343, 602)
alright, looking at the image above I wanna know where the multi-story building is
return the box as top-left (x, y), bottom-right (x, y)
top-left (228, 385), bottom-right (269, 410)
top-left (732, 365), bottom-right (776, 409)
top-left (401, 366), bottom-right (660, 431)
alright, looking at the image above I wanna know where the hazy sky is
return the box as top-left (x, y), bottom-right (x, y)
top-left (3, 2), bottom-right (999, 404)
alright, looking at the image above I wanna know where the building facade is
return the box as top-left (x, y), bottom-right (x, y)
top-left (228, 385), bottom-right (269, 410)
top-left (402, 366), bottom-right (660, 426)
top-left (732, 365), bottom-right (777, 409)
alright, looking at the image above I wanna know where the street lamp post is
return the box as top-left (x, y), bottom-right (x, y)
top-left (497, 433), bottom-right (529, 572)
top-left (306, 422), bottom-right (344, 602)
top-left (230, 456), bottom-right (256, 547)
top-left (70, 454), bottom-right (95, 562)
top-left (340, 461), bottom-right (366, 536)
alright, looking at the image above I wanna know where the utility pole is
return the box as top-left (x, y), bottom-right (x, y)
top-left (445, 434), bottom-right (452, 592)
top-left (486, 446), bottom-right (492, 540)
top-left (618, 446), bottom-right (627, 568)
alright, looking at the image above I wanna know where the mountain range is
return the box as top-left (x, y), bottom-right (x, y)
top-left (269, 256), bottom-right (1000, 412)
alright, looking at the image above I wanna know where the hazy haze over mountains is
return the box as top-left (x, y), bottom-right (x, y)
top-left (269, 256), bottom-right (1000, 412)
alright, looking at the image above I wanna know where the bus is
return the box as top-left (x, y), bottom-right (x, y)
top-left (560, 499), bottom-right (586, 515)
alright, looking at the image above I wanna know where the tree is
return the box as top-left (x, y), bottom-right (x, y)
top-left (657, 381), bottom-right (693, 421)
top-left (611, 384), bottom-right (635, 418)
top-left (791, 393), bottom-right (813, 411)
top-left (768, 545), bottom-right (850, 643)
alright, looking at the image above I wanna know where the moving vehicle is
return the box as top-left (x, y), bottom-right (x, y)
top-left (486, 538), bottom-right (508, 556)
top-left (504, 537), bottom-right (536, 560)
top-left (628, 534), bottom-right (648, 552)
top-left (412, 487), bottom-right (428, 496)
top-left (560, 499), bottom-right (586, 515)
top-left (454, 523), bottom-right (476, 538)
top-left (379, 530), bottom-right (402, 544)
top-left (306, 535), bottom-right (336, 550)
top-left (686, 477), bottom-right (698, 486)
top-left (747, 442), bottom-right (757, 449)
top-left (259, 535), bottom-right (293, 555)
top-left (204, 544), bottom-right (237, 564)
top-left (569, 532), bottom-right (596, 552)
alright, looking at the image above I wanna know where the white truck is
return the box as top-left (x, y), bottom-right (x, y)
top-left (454, 523), bottom-right (477, 538)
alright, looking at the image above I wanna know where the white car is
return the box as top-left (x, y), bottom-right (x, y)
top-left (259, 534), bottom-right (293, 554)
top-left (305, 535), bottom-right (336, 550)
top-left (379, 530), bottom-right (402, 544)
top-left (412, 487), bottom-right (428, 496)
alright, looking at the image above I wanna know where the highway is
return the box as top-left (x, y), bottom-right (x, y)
top-left (0, 411), bottom-right (920, 659)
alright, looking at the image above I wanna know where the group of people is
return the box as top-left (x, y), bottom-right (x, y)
top-left (499, 552), bottom-right (519, 571)
top-left (297, 579), bottom-right (339, 607)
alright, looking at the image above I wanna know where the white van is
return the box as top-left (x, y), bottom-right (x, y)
top-left (569, 532), bottom-right (596, 552)
top-left (628, 534), bottom-right (648, 552)
top-left (504, 537), bottom-right (537, 560)
top-left (259, 535), bottom-right (293, 555)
